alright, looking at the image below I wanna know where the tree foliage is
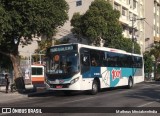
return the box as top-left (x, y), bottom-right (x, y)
top-left (0, 0), bottom-right (68, 54)
top-left (0, 55), bottom-right (12, 71)
top-left (0, 0), bottom-right (69, 79)
top-left (150, 43), bottom-right (160, 61)
top-left (143, 51), bottom-right (152, 73)
top-left (71, 0), bottom-right (141, 54)
top-left (149, 42), bottom-right (160, 80)
top-left (71, 0), bottom-right (123, 46)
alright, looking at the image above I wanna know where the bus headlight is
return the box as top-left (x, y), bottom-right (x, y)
top-left (70, 77), bottom-right (79, 85)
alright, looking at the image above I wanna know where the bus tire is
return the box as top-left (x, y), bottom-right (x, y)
top-left (127, 77), bottom-right (133, 89)
top-left (90, 80), bottom-right (98, 95)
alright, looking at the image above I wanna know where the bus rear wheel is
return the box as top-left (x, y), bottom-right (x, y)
top-left (127, 77), bottom-right (133, 89)
top-left (90, 80), bottom-right (98, 95)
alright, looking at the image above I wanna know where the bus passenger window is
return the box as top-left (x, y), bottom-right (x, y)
top-left (81, 54), bottom-right (90, 66)
top-left (91, 58), bottom-right (97, 66)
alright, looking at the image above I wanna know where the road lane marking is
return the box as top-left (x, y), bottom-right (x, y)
top-left (137, 99), bottom-right (160, 107)
top-left (58, 84), bottom-right (160, 105)
top-left (137, 101), bottom-right (155, 107)
top-left (58, 89), bottom-right (134, 105)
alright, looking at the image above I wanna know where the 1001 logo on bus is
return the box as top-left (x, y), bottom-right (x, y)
top-left (111, 68), bottom-right (121, 80)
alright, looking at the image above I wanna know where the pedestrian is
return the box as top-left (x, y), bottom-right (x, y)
top-left (5, 74), bottom-right (10, 93)
top-left (91, 58), bottom-right (97, 66)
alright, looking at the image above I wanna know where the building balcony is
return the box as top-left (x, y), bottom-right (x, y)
top-left (154, 36), bottom-right (160, 42)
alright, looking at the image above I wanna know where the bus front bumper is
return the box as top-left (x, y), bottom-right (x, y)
top-left (45, 81), bottom-right (81, 91)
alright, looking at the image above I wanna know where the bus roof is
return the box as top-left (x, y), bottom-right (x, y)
top-left (50, 43), bottom-right (142, 57)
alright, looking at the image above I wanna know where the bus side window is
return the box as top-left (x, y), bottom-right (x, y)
top-left (81, 54), bottom-right (90, 74)
top-left (81, 54), bottom-right (90, 66)
top-left (90, 50), bottom-right (100, 67)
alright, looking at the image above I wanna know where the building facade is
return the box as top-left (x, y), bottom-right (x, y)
top-left (55, 0), bottom-right (145, 53)
top-left (111, 0), bottom-right (145, 53)
top-left (145, 0), bottom-right (160, 51)
top-left (54, 0), bottom-right (94, 43)
top-left (19, 0), bottom-right (147, 56)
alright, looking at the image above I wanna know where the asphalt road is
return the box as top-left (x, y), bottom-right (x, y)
top-left (0, 81), bottom-right (160, 116)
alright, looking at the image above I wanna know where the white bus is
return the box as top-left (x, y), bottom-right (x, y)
top-left (45, 43), bottom-right (144, 95)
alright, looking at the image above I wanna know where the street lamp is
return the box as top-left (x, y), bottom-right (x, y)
top-left (131, 18), bottom-right (145, 53)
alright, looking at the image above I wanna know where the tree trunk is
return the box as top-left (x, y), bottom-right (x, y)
top-left (10, 53), bottom-right (25, 90)
top-left (10, 53), bottom-right (23, 79)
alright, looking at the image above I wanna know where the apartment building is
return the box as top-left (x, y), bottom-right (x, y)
top-left (145, 0), bottom-right (160, 51)
top-left (110, 0), bottom-right (145, 53)
top-left (54, 0), bottom-right (94, 43)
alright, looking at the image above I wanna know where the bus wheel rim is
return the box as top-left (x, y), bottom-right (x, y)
top-left (93, 83), bottom-right (97, 92)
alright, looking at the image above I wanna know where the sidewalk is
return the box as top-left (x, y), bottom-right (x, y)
top-left (0, 86), bottom-right (28, 103)
top-left (0, 85), bottom-right (48, 103)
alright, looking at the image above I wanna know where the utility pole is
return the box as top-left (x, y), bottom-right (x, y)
top-left (130, 17), bottom-right (145, 79)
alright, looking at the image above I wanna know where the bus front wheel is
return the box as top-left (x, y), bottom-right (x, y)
top-left (90, 80), bottom-right (98, 95)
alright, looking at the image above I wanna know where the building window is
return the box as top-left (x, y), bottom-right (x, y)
top-left (114, 3), bottom-right (121, 11)
top-left (114, 3), bottom-right (118, 10)
top-left (122, 8), bottom-right (126, 16)
top-left (129, 12), bottom-right (132, 20)
top-left (128, 0), bottom-right (131, 5)
top-left (133, 0), bottom-right (136, 9)
top-left (157, 26), bottom-right (159, 33)
top-left (154, 25), bottom-right (156, 31)
top-left (76, 0), bottom-right (82, 6)
top-left (133, 14), bottom-right (137, 20)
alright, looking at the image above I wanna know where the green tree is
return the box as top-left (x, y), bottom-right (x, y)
top-left (143, 51), bottom-right (152, 77)
top-left (0, 0), bottom-right (68, 80)
top-left (71, 0), bottom-right (141, 54)
top-left (71, 0), bottom-right (123, 46)
top-left (0, 55), bottom-right (12, 72)
top-left (150, 43), bottom-right (160, 80)
top-left (108, 37), bottom-right (140, 54)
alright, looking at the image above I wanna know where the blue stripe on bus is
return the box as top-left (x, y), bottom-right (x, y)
top-left (82, 67), bottom-right (142, 87)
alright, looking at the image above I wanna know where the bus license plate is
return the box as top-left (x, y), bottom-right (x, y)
top-left (56, 85), bottom-right (63, 88)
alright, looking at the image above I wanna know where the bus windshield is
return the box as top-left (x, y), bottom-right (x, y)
top-left (46, 52), bottom-right (79, 75)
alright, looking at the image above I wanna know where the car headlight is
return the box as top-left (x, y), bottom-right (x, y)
top-left (70, 77), bottom-right (79, 85)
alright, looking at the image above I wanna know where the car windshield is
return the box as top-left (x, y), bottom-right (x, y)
top-left (46, 52), bottom-right (79, 74)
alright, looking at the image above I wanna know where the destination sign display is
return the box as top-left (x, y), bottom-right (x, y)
top-left (50, 45), bottom-right (77, 53)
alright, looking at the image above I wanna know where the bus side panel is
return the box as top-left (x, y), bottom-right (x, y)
top-left (133, 68), bottom-right (144, 84)
top-left (100, 67), bottom-right (110, 88)
top-left (101, 67), bottom-right (132, 88)
top-left (80, 78), bottom-right (93, 90)
top-left (81, 67), bottom-right (101, 90)
top-left (81, 67), bottom-right (143, 90)
top-left (111, 67), bottom-right (132, 87)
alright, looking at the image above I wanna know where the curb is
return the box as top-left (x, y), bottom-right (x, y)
top-left (28, 90), bottom-right (53, 97)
